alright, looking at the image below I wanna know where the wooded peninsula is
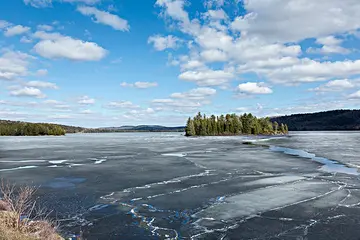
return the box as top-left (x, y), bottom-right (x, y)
top-left (185, 112), bottom-right (288, 136)
top-left (0, 120), bottom-right (66, 136)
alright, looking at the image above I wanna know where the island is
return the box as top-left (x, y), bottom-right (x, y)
top-left (185, 112), bottom-right (288, 136)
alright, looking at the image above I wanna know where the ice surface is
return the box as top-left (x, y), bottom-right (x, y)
top-left (195, 180), bottom-right (337, 221)
top-left (1, 132), bottom-right (360, 239)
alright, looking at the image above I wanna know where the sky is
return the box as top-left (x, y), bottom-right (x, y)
top-left (1, 0), bottom-right (360, 127)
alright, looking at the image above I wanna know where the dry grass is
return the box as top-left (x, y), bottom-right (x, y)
top-left (0, 180), bottom-right (63, 240)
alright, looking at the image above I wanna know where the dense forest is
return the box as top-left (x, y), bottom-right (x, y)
top-left (0, 120), bottom-right (66, 136)
top-left (185, 112), bottom-right (288, 136)
top-left (271, 110), bottom-right (360, 131)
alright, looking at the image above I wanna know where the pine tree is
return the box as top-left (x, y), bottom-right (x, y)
top-left (185, 118), bottom-right (196, 136)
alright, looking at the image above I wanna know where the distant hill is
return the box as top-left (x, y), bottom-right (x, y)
top-left (271, 110), bottom-right (360, 131)
top-left (0, 120), bottom-right (185, 134)
top-left (90, 125), bottom-right (185, 132)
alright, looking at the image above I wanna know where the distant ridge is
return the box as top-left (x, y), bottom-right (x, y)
top-left (0, 120), bottom-right (185, 134)
top-left (271, 109), bottom-right (360, 131)
top-left (91, 125), bottom-right (185, 132)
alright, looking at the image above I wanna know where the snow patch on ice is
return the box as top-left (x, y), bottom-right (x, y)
top-left (0, 165), bottom-right (38, 172)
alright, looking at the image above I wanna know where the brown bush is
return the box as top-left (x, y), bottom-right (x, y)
top-left (0, 180), bottom-right (63, 240)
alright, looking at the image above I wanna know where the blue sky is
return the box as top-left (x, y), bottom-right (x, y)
top-left (1, 0), bottom-right (360, 127)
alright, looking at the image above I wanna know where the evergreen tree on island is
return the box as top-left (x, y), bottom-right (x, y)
top-left (185, 112), bottom-right (289, 136)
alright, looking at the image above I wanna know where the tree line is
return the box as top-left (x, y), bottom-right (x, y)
top-left (185, 112), bottom-right (288, 136)
top-left (0, 120), bottom-right (66, 136)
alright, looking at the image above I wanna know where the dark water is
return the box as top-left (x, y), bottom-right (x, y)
top-left (1, 132), bottom-right (360, 240)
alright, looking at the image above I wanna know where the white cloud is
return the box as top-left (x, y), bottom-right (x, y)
top-left (155, 0), bottom-right (190, 23)
top-left (237, 82), bottom-right (273, 94)
top-left (154, 0), bottom-right (360, 87)
top-left (0, 50), bottom-right (33, 80)
top-left (231, 0), bottom-right (360, 43)
top-left (170, 87), bottom-right (216, 100)
top-left (180, 59), bottom-right (206, 70)
top-left (78, 96), bottom-right (95, 105)
top-left (77, 6), bottom-right (129, 31)
top-left (24, 0), bottom-right (101, 8)
top-left (264, 59), bottom-right (360, 84)
top-left (36, 69), bottom-right (48, 76)
top-left (37, 24), bottom-right (53, 31)
top-left (26, 81), bottom-right (58, 89)
top-left (152, 87), bottom-right (216, 113)
top-left (23, 0), bottom-right (52, 8)
top-left (235, 107), bottom-right (248, 114)
top-left (310, 79), bottom-right (355, 92)
top-left (107, 101), bottom-right (139, 109)
top-left (33, 31), bottom-right (108, 61)
top-left (43, 100), bottom-right (70, 109)
top-left (80, 109), bottom-right (93, 114)
top-left (120, 81), bottom-right (158, 89)
top-left (0, 20), bottom-right (11, 29)
top-left (10, 87), bottom-right (46, 98)
top-left (179, 69), bottom-right (234, 86)
top-left (348, 90), bottom-right (360, 99)
top-left (204, 9), bottom-right (228, 20)
top-left (4, 25), bottom-right (30, 37)
top-left (308, 36), bottom-right (350, 54)
top-left (148, 35), bottom-right (180, 51)
top-left (20, 36), bottom-right (33, 43)
top-left (200, 49), bottom-right (227, 62)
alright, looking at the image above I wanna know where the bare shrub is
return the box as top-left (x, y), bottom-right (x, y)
top-left (0, 179), bottom-right (62, 240)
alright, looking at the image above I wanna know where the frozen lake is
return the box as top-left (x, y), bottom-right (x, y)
top-left (1, 132), bottom-right (360, 239)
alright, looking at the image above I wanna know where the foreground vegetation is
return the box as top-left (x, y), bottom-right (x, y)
top-left (0, 181), bottom-right (62, 240)
top-left (185, 112), bottom-right (288, 136)
top-left (0, 121), bottom-right (66, 136)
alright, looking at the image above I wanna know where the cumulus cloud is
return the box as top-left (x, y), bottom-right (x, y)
top-left (204, 9), bottom-right (228, 20)
top-left (200, 49), bottom-right (227, 62)
top-left (107, 101), bottom-right (139, 109)
top-left (43, 100), bottom-right (70, 109)
top-left (154, 0), bottom-right (360, 87)
top-left (231, 0), bottom-right (360, 43)
top-left (35, 69), bottom-right (48, 76)
top-left (148, 35), bottom-right (180, 51)
top-left (80, 109), bottom-right (93, 114)
top-left (23, 0), bottom-right (52, 8)
top-left (348, 90), bottom-right (360, 99)
top-left (0, 50), bottom-right (33, 80)
top-left (0, 20), bottom-right (11, 29)
top-left (170, 87), bottom-right (216, 100)
top-left (24, 0), bottom-right (101, 8)
top-left (237, 82), bottom-right (273, 94)
top-left (77, 6), bottom-right (129, 31)
top-left (308, 36), bottom-right (350, 54)
top-left (4, 25), bottom-right (30, 37)
top-left (20, 36), bottom-right (33, 43)
top-left (26, 81), bottom-right (58, 89)
top-left (152, 87), bottom-right (216, 113)
top-left (37, 24), bottom-right (53, 31)
top-left (155, 0), bottom-right (190, 23)
top-left (78, 96), bottom-right (95, 105)
top-left (33, 31), bottom-right (107, 61)
top-left (120, 81), bottom-right (158, 89)
top-left (10, 86), bottom-right (46, 98)
top-left (310, 79), bottom-right (355, 92)
top-left (179, 69), bottom-right (234, 86)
